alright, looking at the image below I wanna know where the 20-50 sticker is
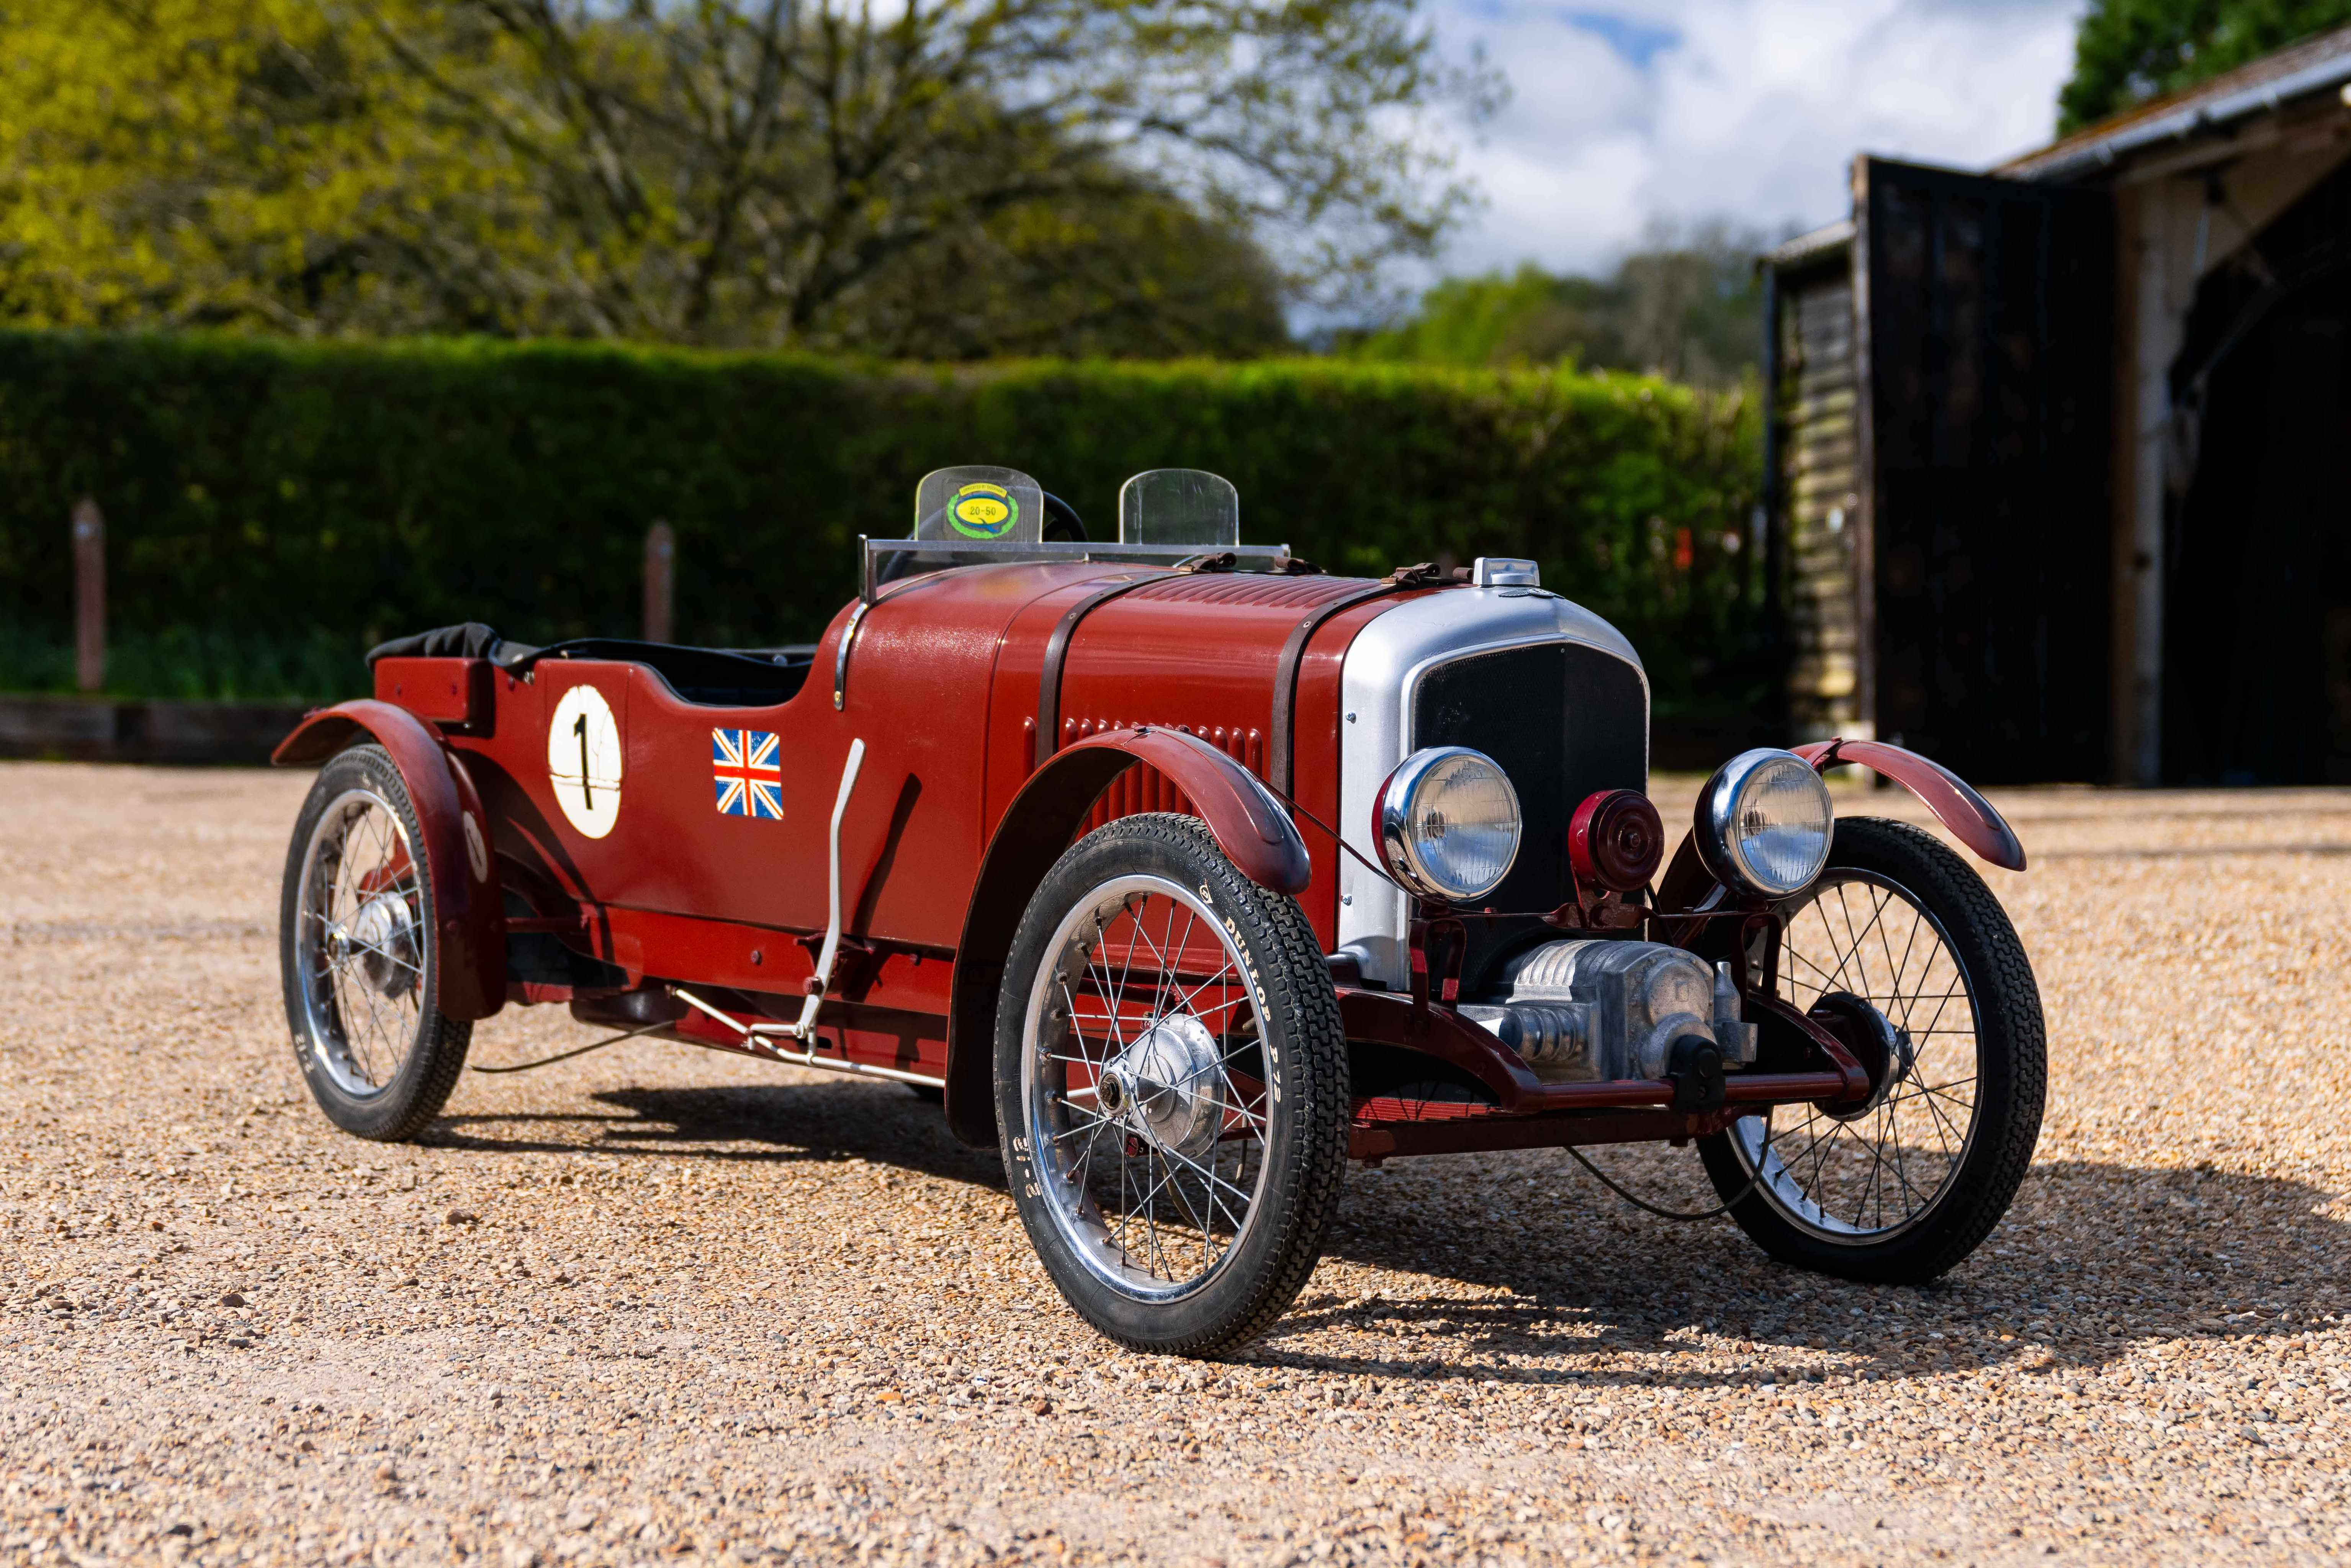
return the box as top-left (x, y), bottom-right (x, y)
top-left (948, 481), bottom-right (1019, 539)
top-left (547, 684), bottom-right (622, 838)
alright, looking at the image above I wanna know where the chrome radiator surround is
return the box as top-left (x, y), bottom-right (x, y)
top-left (1334, 589), bottom-right (1647, 990)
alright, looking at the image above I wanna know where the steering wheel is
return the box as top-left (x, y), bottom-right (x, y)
top-left (1042, 492), bottom-right (1086, 542)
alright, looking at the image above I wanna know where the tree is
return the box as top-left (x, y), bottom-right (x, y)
top-left (1339, 220), bottom-right (1769, 390)
top-left (841, 180), bottom-right (1291, 360)
top-left (0, 0), bottom-right (1492, 354)
top-left (0, 0), bottom-right (544, 334)
top-left (2057, 0), bottom-right (2351, 134)
top-left (1332, 264), bottom-right (1602, 366)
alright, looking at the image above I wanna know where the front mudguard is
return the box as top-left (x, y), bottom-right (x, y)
top-left (274, 700), bottom-right (507, 1020)
top-left (942, 724), bottom-right (1314, 1147)
top-left (1658, 738), bottom-right (2024, 913)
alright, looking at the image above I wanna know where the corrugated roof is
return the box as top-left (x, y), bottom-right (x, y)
top-left (1764, 218), bottom-right (1853, 268)
top-left (2001, 22), bottom-right (2351, 182)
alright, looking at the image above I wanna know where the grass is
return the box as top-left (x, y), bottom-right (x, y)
top-left (0, 624), bottom-right (367, 704)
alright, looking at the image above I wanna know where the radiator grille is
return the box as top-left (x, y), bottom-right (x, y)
top-left (1411, 641), bottom-right (1647, 913)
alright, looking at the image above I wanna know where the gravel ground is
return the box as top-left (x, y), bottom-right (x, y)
top-left (3, 761), bottom-right (2348, 1567)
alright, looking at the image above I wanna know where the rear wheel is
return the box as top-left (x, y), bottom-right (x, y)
top-left (280, 745), bottom-right (472, 1142)
top-left (995, 815), bottom-right (1347, 1356)
top-left (1698, 816), bottom-right (2044, 1283)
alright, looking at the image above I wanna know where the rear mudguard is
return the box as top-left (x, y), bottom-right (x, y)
top-left (273, 700), bottom-right (507, 1020)
top-left (1658, 738), bottom-right (2024, 914)
top-left (943, 724), bottom-right (1313, 1147)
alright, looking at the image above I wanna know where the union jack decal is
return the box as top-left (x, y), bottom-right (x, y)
top-left (711, 728), bottom-right (784, 820)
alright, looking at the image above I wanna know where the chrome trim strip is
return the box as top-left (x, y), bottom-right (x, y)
top-left (793, 737), bottom-right (868, 1039)
top-left (832, 599), bottom-right (870, 710)
top-left (670, 985), bottom-right (945, 1087)
top-left (862, 537), bottom-right (1290, 598)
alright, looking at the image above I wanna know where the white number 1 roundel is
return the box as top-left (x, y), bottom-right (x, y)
top-left (547, 684), bottom-right (623, 839)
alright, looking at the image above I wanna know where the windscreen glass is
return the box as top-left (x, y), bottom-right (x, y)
top-left (1118, 469), bottom-right (1239, 547)
top-left (915, 466), bottom-right (1044, 544)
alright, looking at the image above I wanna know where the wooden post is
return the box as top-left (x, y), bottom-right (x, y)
top-left (643, 520), bottom-right (675, 645)
top-left (72, 497), bottom-right (105, 693)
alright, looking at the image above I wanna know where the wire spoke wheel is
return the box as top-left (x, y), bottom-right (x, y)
top-left (1734, 869), bottom-right (1977, 1242)
top-left (1024, 874), bottom-right (1270, 1299)
top-left (280, 745), bottom-right (471, 1142)
top-left (1699, 817), bottom-right (2044, 1283)
top-left (996, 814), bottom-right (1345, 1355)
top-left (297, 788), bottom-right (430, 1096)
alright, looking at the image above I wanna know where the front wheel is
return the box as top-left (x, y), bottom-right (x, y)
top-left (995, 814), bottom-right (1348, 1356)
top-left (1698, 816), bottom-right (2045, 1283)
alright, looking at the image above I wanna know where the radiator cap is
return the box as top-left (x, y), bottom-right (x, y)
top-left (1472, 556), bottom-right (1540, 588)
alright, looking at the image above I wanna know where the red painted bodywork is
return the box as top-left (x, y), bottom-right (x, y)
top-left (373, 658), bottom-right (494, 727)
top-left (982, 569), bottom-right (1422, 950)
top-left (276, 557), bottom-right (1996, 1154)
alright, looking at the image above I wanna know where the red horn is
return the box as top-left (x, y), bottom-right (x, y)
top-left (1569, 788), bottom-right (1663, 893)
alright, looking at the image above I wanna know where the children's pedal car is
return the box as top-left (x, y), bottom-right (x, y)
top-left (277, 465), bottom-right (2043, 1355)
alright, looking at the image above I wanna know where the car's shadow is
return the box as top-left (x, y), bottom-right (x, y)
top-left (429, 1080), bottom-right (2344, 1386)
top-left (430, 1078), bottom-right (1009, 1191)
top-left (1275, 1151), bottom-right (2343, 1388)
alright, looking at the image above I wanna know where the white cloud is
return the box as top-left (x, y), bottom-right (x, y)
top-left (1432, 0), bottom-right (2084, 274)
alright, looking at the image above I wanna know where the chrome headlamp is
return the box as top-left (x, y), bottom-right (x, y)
top-left (1696, 748), bottom-right (1834, 898)
top-left (1374, 746), bottom-right (1522, 903)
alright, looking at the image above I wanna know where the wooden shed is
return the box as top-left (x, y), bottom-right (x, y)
top-left (1763, 26), bottom-right (2351, 784)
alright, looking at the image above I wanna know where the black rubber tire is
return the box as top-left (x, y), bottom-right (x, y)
top-left (1697, 816), bottom-right (2045, 1284)
top-left (995, 815), bottom-right (1348, 1357)
top-left (280, 745), bottom-right (472, 1142)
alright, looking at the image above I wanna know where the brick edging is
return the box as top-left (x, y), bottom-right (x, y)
top-left (0, 694), bottom-right (311, 766)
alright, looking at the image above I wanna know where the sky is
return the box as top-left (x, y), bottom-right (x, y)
top-left (1429, 0), bottom-right (2086, 275)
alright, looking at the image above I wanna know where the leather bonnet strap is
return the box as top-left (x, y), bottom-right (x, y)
top-left (1034, 574), bottom-right (1180, 770)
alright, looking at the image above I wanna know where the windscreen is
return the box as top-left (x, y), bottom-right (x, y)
top-left (1118, 469), bottom-right (1239, 547)
top-left (915, 466), bottom-right (1044, 544)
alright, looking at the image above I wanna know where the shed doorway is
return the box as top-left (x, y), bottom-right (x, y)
top-left (1856, 158), bottom-right (2113, 785)
top-left (2165, 157), bottom-right (2351, 784)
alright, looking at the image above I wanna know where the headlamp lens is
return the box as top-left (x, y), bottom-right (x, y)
top-left (1375, 747), bottom-right (1522, 903)
top-left (1700, 749), bottom-right (1834, 898)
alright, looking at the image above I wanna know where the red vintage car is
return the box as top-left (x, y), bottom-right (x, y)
top-left (275, 465), bottom-right (2042, 1355)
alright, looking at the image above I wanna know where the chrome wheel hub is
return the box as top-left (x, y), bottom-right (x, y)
top-left (343, 894), bottom-right (420, 998)
top-left (1103, 1014), bottom-right (1225, 1160)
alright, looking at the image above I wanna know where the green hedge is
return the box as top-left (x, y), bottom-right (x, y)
top-left (0, 331), bottom-right (1762, 708)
